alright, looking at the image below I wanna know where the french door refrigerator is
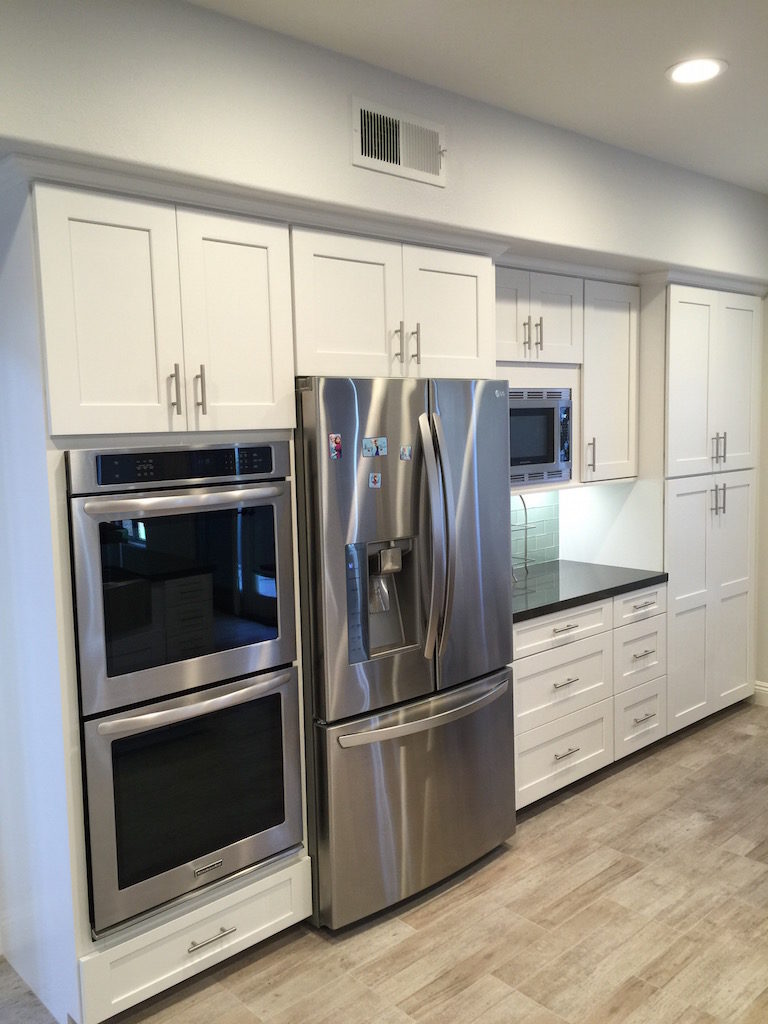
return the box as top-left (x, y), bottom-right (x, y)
top-left (296, 376), bottom-right (515, 928)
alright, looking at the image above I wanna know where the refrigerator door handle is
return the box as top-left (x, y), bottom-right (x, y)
top-left (418, 413), bottom-right (447, 658)
top-left (431, 412), bottom-right (457, 657)
top-left (337, 678), bottom-right (509, 747)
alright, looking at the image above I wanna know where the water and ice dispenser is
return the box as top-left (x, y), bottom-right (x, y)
top-left (345, 538), bottom-right (418, 664)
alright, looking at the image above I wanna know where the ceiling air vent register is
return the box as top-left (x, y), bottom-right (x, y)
top-left (352, 100), bottom-right (447, 187)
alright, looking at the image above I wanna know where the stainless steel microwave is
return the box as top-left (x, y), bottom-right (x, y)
top-left (508, 388), bottom-right (572, 485)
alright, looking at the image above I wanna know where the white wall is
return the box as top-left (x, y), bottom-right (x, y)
top-left (0, 0), bottom-right (768, 282)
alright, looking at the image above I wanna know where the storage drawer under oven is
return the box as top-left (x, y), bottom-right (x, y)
top-left (83, 668), bottom-right (303, 933)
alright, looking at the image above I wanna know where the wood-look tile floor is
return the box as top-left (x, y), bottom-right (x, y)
top-left (5, 701), bottom-right (768, 1024)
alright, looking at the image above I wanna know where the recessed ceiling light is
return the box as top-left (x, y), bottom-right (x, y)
top-left (666, 58), bottom-right (728, 84)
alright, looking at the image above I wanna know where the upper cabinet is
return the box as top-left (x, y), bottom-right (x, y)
top-left (35, 185), bottom-right (295, 435)
top-left (581, 281), bottom-right (639, 482)
top-left (666, 285), bottom-right (761, 477)
top-left (496, 268), bottom-right (583, 363)
top-left (291, 228), bottom-right (495, 379)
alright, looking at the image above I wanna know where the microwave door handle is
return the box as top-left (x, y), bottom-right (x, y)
top-left (83, 484), bottom-right (284, 519)
top-left (96, 673), bottom-right (293, 738)
top-left (418, 413), bottom-right (447, 659)
top-left (431, 412), bottom-right (457, 658)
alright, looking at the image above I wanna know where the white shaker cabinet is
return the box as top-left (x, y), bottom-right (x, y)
top-left (35, 185), bottom-right (295, 434)
top-left (291, 228), bottom-right (495, 379)
top-left (666, 285), bottom-right (761, 477)
top-left (496, 267), bottom-right (583, 363)
top-left (581, 281), bottom-right (639, 481)
top-left (665, 470), bottom-right (755, 734)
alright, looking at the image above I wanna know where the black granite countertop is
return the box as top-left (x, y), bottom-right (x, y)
top-left (512, 559), bottom-right (668, 623)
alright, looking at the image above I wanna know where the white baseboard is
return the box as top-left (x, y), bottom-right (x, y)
top-left (752, 681), bottom-right (768, 706)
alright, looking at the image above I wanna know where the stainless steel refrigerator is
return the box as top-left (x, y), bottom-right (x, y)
top-left (296, 376), bottom-right (515, 929)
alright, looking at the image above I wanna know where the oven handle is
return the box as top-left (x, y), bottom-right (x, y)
top-left (83, 485), bottom-right (284, 519)
top-left (96, 673), bottom-right (292, 737)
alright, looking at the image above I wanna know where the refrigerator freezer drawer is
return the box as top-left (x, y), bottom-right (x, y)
top-left (313, 669), bottom-right (516, 929)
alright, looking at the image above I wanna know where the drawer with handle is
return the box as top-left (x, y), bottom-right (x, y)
top-left (613, 615), bottom-right (667, 693)
top-left (513, 599), bottom-right (613, 660)
top-left (613, 583), bottom-right (667, 625)
top-left (614, 676), bottom-right (667, 760)
top-left (513, 632), bottom-right (613, 735)
top-left (515, 698), bottom-right (614, 808)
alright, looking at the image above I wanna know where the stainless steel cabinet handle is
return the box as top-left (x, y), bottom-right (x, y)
top-left (187, 926), bottom-right (237, 954)
top-left (535, 317), bottom-right (543, 351)
top-left (170, 363), bottom-right (183, 416)
top-left (195, 363), bottom-right (208, 415)
top-left (587, 437), bottom-right (597, 471)
top-left (84, 484), bottom-right (284, 519)
top-left (554, 745), bottom-right (580, 761)
top-left (711, 483), bottom-right (720, 516)
top-left (553, 676), bottom-right (580, 690)
top-left (632, 600), bottom-right (655, 611)
top-left (632, 648), bottom-right (656, 660)
top-left (553, 623), bottom-right (579, 634)
top-left (418, 413), bottom-right (447, 659)
top-left (722, 431), bottom-right (727, 463)
top-left (97, 673), bottom-right (292, 737)
top-left (337, 678), bottom-right (509, 748)
top-left (713, 432), bottom-right (722, 463)
top-left (633, 711), bottom-right (656, 725)
top-left (411, 322), bottom-right (422, 364)
top-left (721, 481), bottom-right (727, 514)
top-left (523, 315), bottom-right (532, 351)
top-left (394, 320), bottom-right (405, 363)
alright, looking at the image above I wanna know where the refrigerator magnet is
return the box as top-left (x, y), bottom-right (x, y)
top-left (368, 473), bottom-right (382, 489)
top-left (362, 436), bottom-right (387, 457)
top-left (328, 433), bottom-right (342, 460)
top-left (399, 444), bottom-right (412, 461)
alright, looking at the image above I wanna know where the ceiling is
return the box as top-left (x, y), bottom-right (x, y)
top-left (183, 0), bottom-right (768, 196)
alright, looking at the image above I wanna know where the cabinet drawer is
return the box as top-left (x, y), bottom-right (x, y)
top-left (614, 677), bottom-right (667, 760)
top-left (513, 633), bottom-right (613, 735)
top-left (79, 857), bottom-right (312, 1024)
top-left (613, 584), bottom-right (667, 625)
top-left (513, 600), bottom-right (613, 660)
top-left (613, 615), bottom-right (667, 693)
top-left (515, 698), bottom-right (614, 808)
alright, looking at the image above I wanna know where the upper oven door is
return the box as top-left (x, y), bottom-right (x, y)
top-left (71, 481), bottom-right (296, 716)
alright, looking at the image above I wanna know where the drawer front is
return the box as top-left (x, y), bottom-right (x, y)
top-left (613, 615), bottom-right (667, 693)
top-left (79, 857), bottom-right (312, 1024)
top-left (515, 698), bottom-right (614, 808)
top-left (614, 583), bottom-right (667, 625)
top-left (514, 632), bottom-right (613, 735)
top-left (614, 677), bottom-right (667, 760)
top-left (513, 599), bottom-right (613, 660)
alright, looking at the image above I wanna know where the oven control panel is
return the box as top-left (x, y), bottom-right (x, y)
top-left (94, 447), bottom-right (273, 487)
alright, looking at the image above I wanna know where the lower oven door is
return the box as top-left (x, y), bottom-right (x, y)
top-left (83, 668), bottom-right (302, 933)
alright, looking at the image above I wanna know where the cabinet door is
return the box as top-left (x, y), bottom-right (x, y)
top-left (291, 229), bottom-right (403, 377)
top-left (35, 185), bottom-right (186, 434)
top-left (708, 470), bottom-right (754, 711)
top-left (177, 211), bottom-right (295, 430)
top-left (496, 266), bottom-right (531, 361)
top-left (582, 281), bottom-right (639, 481)
top-left (666, 285), bottom-right (717, 477)
top-left (402, 246), bottom-right (495, 378)
top-left (709, 294), bottom-right (761, 472)
top-left (528, 272), bottom-right (584, 363)
top-left (665, 475), bottom-right (711, 733)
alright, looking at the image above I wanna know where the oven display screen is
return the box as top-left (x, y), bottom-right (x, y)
top-left (112, 694), bottom-right (285, 889)
top-left (99, 505), bottom-right (279, 677)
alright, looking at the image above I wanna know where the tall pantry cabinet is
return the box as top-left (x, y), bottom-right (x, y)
top-left (661, 284), bottom-right (761, 733)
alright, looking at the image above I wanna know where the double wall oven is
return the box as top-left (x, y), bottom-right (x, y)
top-left (67, 442), bottom-right (302, 934)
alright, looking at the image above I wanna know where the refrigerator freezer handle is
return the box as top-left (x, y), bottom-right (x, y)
top-left (431, 412), bottom-right (457, 658)
top-left (337, 678), bottom-right (509, 747)
top-left (418, 413), bottom-right (447, 659)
